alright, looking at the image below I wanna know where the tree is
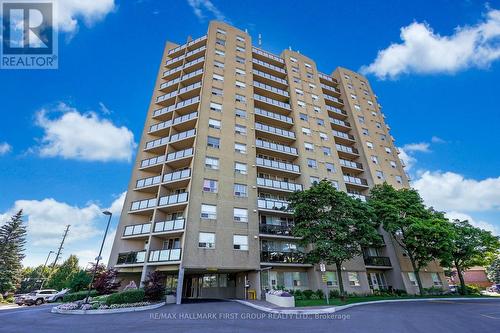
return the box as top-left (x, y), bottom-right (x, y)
top-left (17, 265), bottom-right (51, 293)
top-left (46, 255), bottom-right (80, 290)
top-left (143, 271), bottom-right (165, 301)
top-left (0, 210), bottom-right (27, 294)
top-left (439, 220), bottom-right (500, 294)
top-left (90, 266), bottom-right (120, 295)
top-left (69, 270), bottom-right (92, 292)
top-left (487, 257), bottom-right (500, 284)
top-left (369, 183), bottom-right (453, 295)
top-left (289, 180), bottom-right (381, 297)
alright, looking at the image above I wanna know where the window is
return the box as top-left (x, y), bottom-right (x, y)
top-left (408, 272), bottom-right (418, 286)
top-left (310, 176), bottom-right (320, 185)
top-left (233, 208), bottom-right (248, 222)
top-left (235, 81), bottom-right (246, 89)
top-left (431, 273), bottom-right (442, 286)
top-left (317, 118), bottom-right (324, 126)
top-left (235, 124), bottom-right (247, 135)
top-left (390, 161), bottom-right (397, 168)
top-left (385, 147), bottom-right (392, 154)
top-left (304, 142), bottom-right (314, 152)
top-left (376, 122), bottom-right (382, 128)
top-left (311, 94), bottom-right (319, 101)
top-left (395, 175), bottom-right (403, 184)
top-left (214, 61), bottom-right (224, 69)
top-left (314, 106), bottom-right (321, 113)
top-left (290, 56), bottom-right (297, 62)
top-left (299, 113), bottom-right (308, 121)
top-left (208, 118), bottom-right (221, 129)
top-left (371, 155), bottom-right (378, 164)
top-left (326, 272), bottom-right (338, 287)
top-left (322, 146), bottom-right (332, 156)
top-left (199, 232), bottom-right (215, 248)
top-left (234, 183), bottom-right (247, 197)
top-left (215, 49), bottom-right (225, 57)
top-left (236, 35), bottom-right (245, 43)
top-left (233, 235), bottom-right (248, 250)
top-left (325, 162), bottom-right (335, 173)
top-left (344, 74), bottom-right (350, 79)
top-left (371, 111), bottom-right (377, 116)
top-left (292, 66), bottom-right (299, 73)
top-left (351, 94), bottom-right (357, 100)
top-left (216, 38), bottom-right (225, 46)
top-left (234, 143), bottom-right (246, 154)
top-left (203, 179), bottom-right (218, 193)
top-left (366, 141), bottom-right (374, 149)
top-left (297, 100), bottom-right (306, 108)
top-left (213, 73), bottom-right (224, 82)
top-left (305, 62), bottom-right (312, 69)
top-left (348, 272), bottom-right (360, 286)
top-left (309, 83), bottom-right (316, 89)
top-left (236, 46), bottom-right (245, 53)
top-left (207, 136), bottom-right (220, 149)
top-left (235, 162), bottom-right (247, 174)
top-left (367, 100), bottom-right (374, 106)
top-left (293, 77), bottom-right (301, 84)
top-left (210, 102), bottom-right (222, 112)
top-left (319, 132), bottom-right (328, 141)
top-left (216, 28), bottom-right (226, 34)
top-left (362, 128), bottom-right (369, 136)
top-left (330, 180), bottom-right (339, 189)
top-left (380, 134), bottom-right (387, 141)
top-left (201, 204), bottom-right (217, 219)
top-left (205, 156), bottom-right (219, 169)
top-left (235, 94), bottom-right (246, 103)
top-left (358, 116), bottom-right (365, 124)
top-left (295, 88), bottom-right (304, 95)
top-left (235, 108), bottom-right (247, 118)
top-left (307, 158), bottom-right (317, 168)
top-left (354, 104), bottom-right (361, 111)
top-left (235, 68), bottom-right (246, 76)
top-left (211, 87), bottom-right (223, 96)
top-left (302, 127), bottom-right (311, 136)
top-left (235, 56), bottom-right (245, 64)
top-left (306, 72), bottom-right (313, 79)
top-left (376, 170), bottom-right (385, 180)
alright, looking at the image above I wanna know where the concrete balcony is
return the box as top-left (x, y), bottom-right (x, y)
top-left (116, 250), bottom-right (146, 265)
top-left (255, 157), bottom-right (300, 176)
top-left (260, 250), bottom-right (306, 265)
top-left (153, 218), bottom-right (185, 234)
top-left (135, 175), bottom-right (161, 191)
top-left (332, 130), bottom-right (356, 145)
top-left (336, 144), bottom-right (359, 158)
top-left (253, 81), bottom-right (289, 99)
top-left (344, 175), bottom-right (369, 188)
top-left (257, 198), bottom-right (291, 214)
top-left (325, 105), bottom-right (348, 119)
top-left (255, 138), bottom-right (298, 157)
top-left (254, 94), bottom-right (291, 112)
top-left (259, 224), bottom-right (296, 238)
top-left (254, 107), bottom-right (293, 128)
top-left (257, 177), bottom-right (303, 193)
top-left (252, 58), bottom-right (286, 75)
top-left (139, 155), bottom-right (166, 172)
top-left (329, 117), bottom-right (351, 131)
top-left (252, 47), bottom-right (284, 65)
top-left (255, 122), bottom-right (295, 143)
top-left (122, 223), bottom-right (151, 239)
top-left (339, 158), bottom-right (364, 173)
top-left (364, 256), bottom-right (392, 268)
top-left (252, 69), bottom-right (288, 87)
top-left (148, 249), bottom-right (182, 263)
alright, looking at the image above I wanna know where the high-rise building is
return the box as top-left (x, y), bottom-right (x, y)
top-left (108, 21), bottom-right (447, 304)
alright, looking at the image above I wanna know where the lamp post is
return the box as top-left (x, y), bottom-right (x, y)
top-left (39, 250), bottom-right (55, 289)
top-left (85, 211), bottom-right (113, 303)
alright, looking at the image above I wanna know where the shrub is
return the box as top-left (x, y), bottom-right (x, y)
top-left (63, 290), bottom-right (98, 303)
top-left (92, 268), bottom-right (121, 295)
top-left (315, 289), bottom-right (325, 299)
top-left (310, 294), bottom-right (320, 300)
top-left (423, 286), bottom-right (445, 296)
top-left (143, 272), bottom-right (165, 301)
top-left (293, 289), bottom-right (303, 298)
top-left (329, 289), bottom-right (340, 299)
top-left (5, 296), bottom-right (14, 303)
top-left (462, 285), bottom-right (481, 295)
top-left (302, 289), bottom-right (314, 299)
top-left (0, 294), bottom-right (3, 302)
top-left (105, 289), bottom-right (145, 305)
top-left (393, 289), bottom-right (407, 296)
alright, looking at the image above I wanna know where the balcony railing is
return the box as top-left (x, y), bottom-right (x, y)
top-left (320, 83), bottom-right (341, 94)
top-left (325, 105), bottom-right (347, 116)
top-left (116, 250), bottom-right (146, 265)
top-left (256, 157), bottom-right (300, 173)
top-left (257, 178), bottom-right (302, 192)
top-left (252, 58), bottom-right (286, 74)
top-left (158, 192), bottom-right (188, 206)
top-left (163, 168), bottom-right (191, 183)
top-left (166, 147), bottom-right (194, 161)
top-left (181, 56), bottom-right (204, 71)
top-left (253, 81), bottom-right (289, 97)
top-left (145, 136), bottom-right (169, 150)
top-left (260, 250), bottom-right (305, 264)
top-left (177, 81), bottom-right (202, 96)
top-left (259, 224), bottom-right (294, 236)
top-left (148, 249), bottom-right (182, 262)
top-left (336, 144), bottom-right (359, 155)
top-left (136, 175), bottom-right (161, 189)
top-left (348, 193), bottom-right (367, 202)
top-left (252, 69), bottom-right (287, 85)
top-left (254, 108), bottom-right (293, 125)
top-left (254, 94), bottom-right (291, 110)
top-left (153, 96), bottom-right (200, 118)
top-left (130, 198), bottom-right (157, 211)
top-left (332, 130), bottom-right (355, 141)
top-left (252, 47), bottom-right (284, 64)
top-left (257, 198), bottom-right (290, 212)
top-left (255, 122), bottom-right (295, 139)
top-left (324, 94), bottom-right (344, 105)
top-left (185, 45), bottom-right (206, 58)
top-left (339, 159), bottom-right (363, 170)
top-left (162, 65), bottom-right (182, 78)
top-left (123, 223), bottom-right (151, 237)
top-left (256, 139), bottom-right (297, 156)
top-left (344, 175), bottom-right (369, 186)
top-left (167, 35), bottom-right (207, 56)
top-left (156, 90), bottom-right (177, 103)
top-left (330, 117), bottom-right (351, 128)
top-left (153, 218), bottom-right (185, 233)
top-left (169, 128), bottom-right (196, 143)
top-left (318, 72), bottom-right (335, 82)
top-left (364, 256), bottom-right (391, 267)
top-left (140, 155), bottom-right (166, 168)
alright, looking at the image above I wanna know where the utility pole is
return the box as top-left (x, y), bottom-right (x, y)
top-left (51, 225), bottom-right (70, 270)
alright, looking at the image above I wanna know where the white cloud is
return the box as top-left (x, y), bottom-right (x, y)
top-left (106, 192), bottom-right (126, 216)
top-left (0, 142), bottom-right (12, 155)
top-left (413, 171), bottom-right (500, 212)
top-left (361, 8), bottom-right (500, 79)
top-left (397, 141), bottom-right (431, 170)
top-left (402, 142), bottom-right (431, 153)
top-left (431, 136), bottom-right (446, 144)
top-left (57, 0), bottom-right (116, 34)
top-left (187, 0), bottom-right (227, 22)
top-left (398, 147), bottom-right (416, 171)
top-left (74, 228), bottom-right (116, 267)
top-left (98, 102), bottom-right (112, 115)
top-left (34, 103), bottom-right (136, 162)
top-left (446, 211), bottom-right (499, 236)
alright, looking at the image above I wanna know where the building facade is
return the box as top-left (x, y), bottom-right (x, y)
top-left (108, 21), bottom-right (447, 303)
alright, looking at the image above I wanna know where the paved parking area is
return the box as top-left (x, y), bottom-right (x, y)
top-left (1, 299), bottom-right (499, 333)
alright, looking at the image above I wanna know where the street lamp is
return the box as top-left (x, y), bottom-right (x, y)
top-left (39, 250), bottom-right (55, 289)
top-left (85, 211), bottom-right (113, 303)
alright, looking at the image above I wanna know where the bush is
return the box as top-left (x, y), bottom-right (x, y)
top-left (315, 289), bottom-right (325, 299)
top-left (105, 289), bottom-right (145, 305)
top-left (143, 271), bottom-right (165, 301)
top-left (310, 294), bottom-right (320, 300)
top-left (293, 289), bottom-right (303, 298)
top-left (393, 289), bottom-right (407, 296)
top-left (461, 285), bottom-right (481, 295)
top-left (302, 289), bottom-right (314, 299)
top-left (0, 294), bottom-right (3, 302)
top-left (329, 289), bottom-right (340, 299)
top-left (5, 296), bottom-right (14, 303)
top-left (63, 290), bottom-right (98, 302)
top-left (423, 286), bottom-right (445, 296)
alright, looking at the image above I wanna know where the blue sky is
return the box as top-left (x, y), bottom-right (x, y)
top-left (1, 0), bottom-right (500, 267)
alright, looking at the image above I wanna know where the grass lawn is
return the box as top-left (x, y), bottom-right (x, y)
top-left (295, 294), bottom-right (496, 307)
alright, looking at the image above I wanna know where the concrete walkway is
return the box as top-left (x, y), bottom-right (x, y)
top-left (234, 297), bottom-right (500, 314)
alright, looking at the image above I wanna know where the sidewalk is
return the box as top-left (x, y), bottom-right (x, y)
top-left (0, 304), bottom-right (20, 311)
top-left (234, 297), bottom-right (500, 315)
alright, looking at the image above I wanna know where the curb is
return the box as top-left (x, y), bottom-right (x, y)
top-left (51, 301), bottom-right (166, 315)
top-left (234, 297), bottom-right (499, 315)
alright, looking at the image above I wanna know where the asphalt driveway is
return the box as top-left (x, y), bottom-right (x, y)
top-left (1, 299), bottom-right (499, 333)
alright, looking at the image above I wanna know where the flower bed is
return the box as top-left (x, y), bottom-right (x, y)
top-left (52, 300), bottom-right (165, 315)
top-left (265, 290), bottom-right (295, 307)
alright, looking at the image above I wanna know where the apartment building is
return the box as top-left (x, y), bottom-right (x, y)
top-left (108, 21), bottom-right (447, 304)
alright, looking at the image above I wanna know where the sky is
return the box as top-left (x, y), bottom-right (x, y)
top-left (1, 0), bottom-right (500, 268)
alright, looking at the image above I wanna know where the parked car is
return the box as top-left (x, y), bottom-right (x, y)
top-left (14, 294), bottom-right (28, 306)
top-left (47, 288), bottom-right (70, 303)
top-left (23, 289), bottom-right (59, 306)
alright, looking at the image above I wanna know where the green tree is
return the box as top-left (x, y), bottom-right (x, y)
top-left (487, 257), bottom-right (500, 284)
top-left (17, 265), bottom-right (52, 293)
top-left (46, 255), bottom-right (80, 290)
top-left (68, 270), bottom-right (92, 292)
top-left (289, 180), bottom-right (381, 297)
top-left (369, 183), bottom-right (453, 295)
top-left (0, 210), bottom-right (27, 293)
top-left (439, 220), bottom-right (500, 294)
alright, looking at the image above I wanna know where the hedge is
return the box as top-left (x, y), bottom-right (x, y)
top-left (63, 290), bottom-right (98, 303)
top-left (105, 289), bottom-right (145, 305)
